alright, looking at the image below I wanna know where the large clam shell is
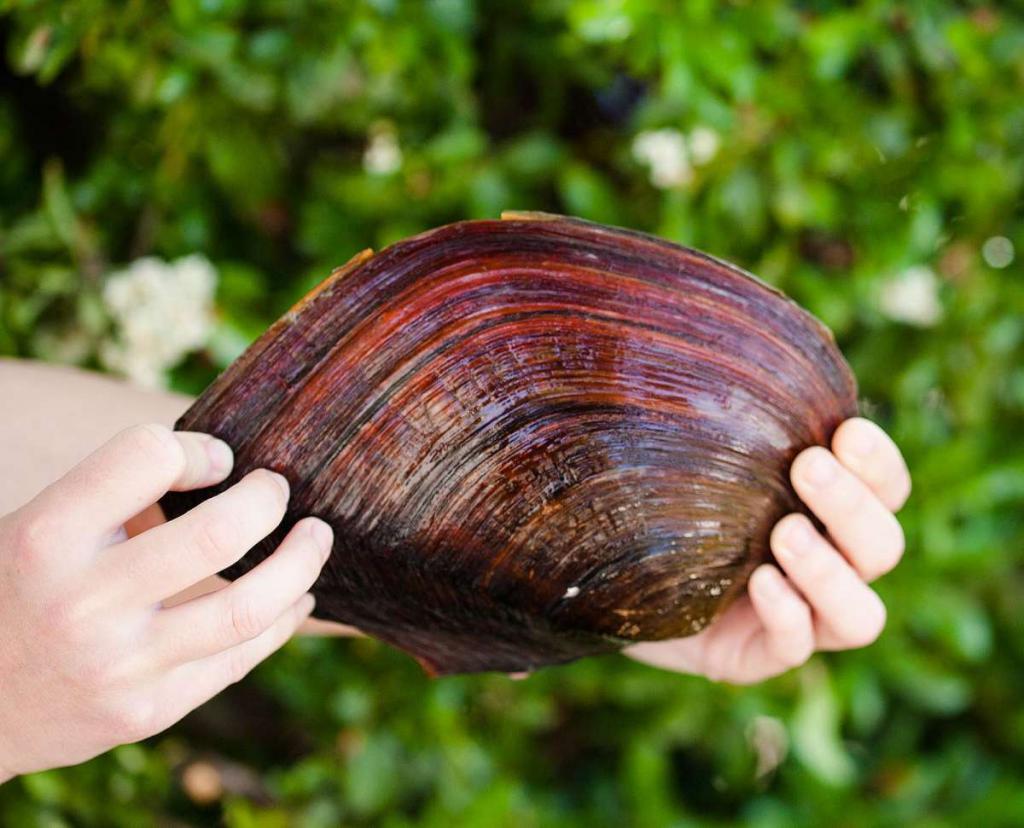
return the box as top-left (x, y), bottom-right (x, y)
top-left (161, 213), bottom-right (857, 675)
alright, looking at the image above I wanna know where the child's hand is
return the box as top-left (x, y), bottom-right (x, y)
top-left (0, 424), bottom-right (332, 781)
top-left (627, 418), bottom-right (910, 684)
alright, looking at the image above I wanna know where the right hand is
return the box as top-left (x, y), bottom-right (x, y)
top-left (628, 418), bottom-right (909, 684)
top-left (0, 424), bottom-right (332, 781)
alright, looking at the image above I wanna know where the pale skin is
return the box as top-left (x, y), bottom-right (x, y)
top-left (0, 359), bottom-right (910, 783)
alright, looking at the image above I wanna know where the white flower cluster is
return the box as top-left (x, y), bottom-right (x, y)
top-left (100, 254), bottom-right (217, 388)
top-left (877, 265), bottom-right (943, 327)
top-left (631, 126), bottom-right (720, 189)
top-left (981, 235), bottom-right (1014, 269)
top-left (363, 121), bottom-right (403, 175)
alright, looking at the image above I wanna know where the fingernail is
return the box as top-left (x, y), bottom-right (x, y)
top-left (846, 424), bottom-right (875, 458)
top-left (308, 518), bottom-right (334, 560)
top-left (802, 450), bottom-right (837, 487)
top-left (779, 518), bottom-right (813, 558)
top-left (205, 437), bottom-right (234, 475)
top-left (269, 471), bottom-right (290, 500)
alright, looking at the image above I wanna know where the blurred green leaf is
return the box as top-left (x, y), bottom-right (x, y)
top-left (0, 1), bottom-right (1022, 825)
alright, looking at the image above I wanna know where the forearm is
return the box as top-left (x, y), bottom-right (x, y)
top-left (0, 358), bottom-right (192, 515)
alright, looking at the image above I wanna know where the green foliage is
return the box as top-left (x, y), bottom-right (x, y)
top-left (1, 0), bottom-right (1023, 825)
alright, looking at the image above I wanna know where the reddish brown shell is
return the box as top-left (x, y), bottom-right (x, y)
top-left (160, 214), bottom-right (857, 675)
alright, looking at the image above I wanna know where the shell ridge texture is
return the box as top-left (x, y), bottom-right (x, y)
top-left (161, 215), bottom-right (857, 675)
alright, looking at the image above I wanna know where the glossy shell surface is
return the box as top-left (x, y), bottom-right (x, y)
top-left (161, 214), bottom-right (857, 675)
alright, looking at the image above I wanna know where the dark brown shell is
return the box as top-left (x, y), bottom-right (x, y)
top-left (160, 213), bottom-right (857, 675)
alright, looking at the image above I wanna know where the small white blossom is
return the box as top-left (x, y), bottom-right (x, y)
top-left (981, 236), bottom-right (1014, 269)
top-left (878, 265), bottom-right (943, 327)
top-left (632, 128), bottom-right (692, 189)
top-left (363, 122), bottom-right (403, 175)
top-left (688, 125), bottom-right (720, 166)
top-left (100, 254), bottom-right (217, 387)
top-left (746, 715), bottom-right (788, 779)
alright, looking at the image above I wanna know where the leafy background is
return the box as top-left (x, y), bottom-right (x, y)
top-left (1, 0), bottom-right (1023, 825)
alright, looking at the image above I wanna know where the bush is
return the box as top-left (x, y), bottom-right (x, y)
top-left (1, 1), bottom-right (1022, 825)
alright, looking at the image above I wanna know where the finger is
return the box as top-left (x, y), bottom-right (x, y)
top-left (625, 636), bottom-right (707, 676)
top-left (771, 514), bottom-right (887, 650)
top-left (30, 424), bottom-right (234, 544)
top-left (791, 447), bottom-right (905, 581)
top-left (102, 468), bottom-right (290, 604)
top-left (153, 593), bottom-right (314, 730)
top-left (745, 565), bottom-right (816, 677)
top-left (832, 418), bottom-right (911, 512)
top-left (153, 517), bottom-right (331, 664)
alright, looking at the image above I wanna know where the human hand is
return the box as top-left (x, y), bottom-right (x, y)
top-left (0, 424), bottom-right (332, 781)
top-left (627, 418), bottom-right (910, 684)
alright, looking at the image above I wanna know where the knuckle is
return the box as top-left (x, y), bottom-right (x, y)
top-left (65, 630), bottom-right (144, 694)
top-left (10, 511), bottom-right (54, 568)
top-left (74, 655), bottom-right (122, 693)
top-left (125, 424), bottom-right (186, 478)
top-left (228, 595), bottom-right (268, 642)
top-left (15, 510), bottom-right (49, 549)
top-left (105, 697), bottom-right (156, 743)
top-left (192, 515), bottom-right (239, 568)
top-left (9, 528), bottom-right (47, 573)
top-left (225, 648), bottom-right (256, 685)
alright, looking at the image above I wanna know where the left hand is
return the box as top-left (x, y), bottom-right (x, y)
top-left (626, 417), bottom-right (910, 684)
top-left (0, 425), bottom-right (331, 780)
